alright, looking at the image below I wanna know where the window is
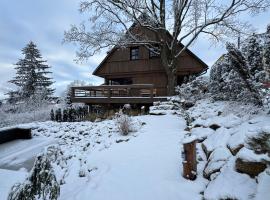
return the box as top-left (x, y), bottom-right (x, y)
top-left (130, 47), bottom-right (139, 60)
top-left (149, 45), bottom-right (160, 58)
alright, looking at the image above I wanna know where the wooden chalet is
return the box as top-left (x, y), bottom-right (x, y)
top-left (71, 23), bottom-right (208, 106)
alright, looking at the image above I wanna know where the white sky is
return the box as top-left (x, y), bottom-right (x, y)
top-left (0, 0), bottom-right (269, 99)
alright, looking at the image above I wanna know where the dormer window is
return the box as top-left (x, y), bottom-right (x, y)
top-left (130, 47), bottom-right (139, 60)
top-left (149, 45), bottom-right (160, 58)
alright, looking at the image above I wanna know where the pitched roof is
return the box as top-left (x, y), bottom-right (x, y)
top-left (92, 44), bottom-right (208, 76)
top-left (92, 21), bottom-right (208, 76)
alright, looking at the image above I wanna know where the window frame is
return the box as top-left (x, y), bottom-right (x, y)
top-left (149, 45), bottom-right (160, 59)
top-left (130, 46), bottom-right (139, 60)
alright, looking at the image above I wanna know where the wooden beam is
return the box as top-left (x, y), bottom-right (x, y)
top-left (71, 97), bottom-right (167, 104)
top-left (71, 84), bottom-right (154, 91)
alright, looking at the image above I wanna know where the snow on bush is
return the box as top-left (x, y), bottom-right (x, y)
top-left (246, 126), bottom-right (270, 156)
top-left (0, 100), bottom-right (52, 128)
top-left (8, 146), bottom-right (60, 200)
top-left (209, 46), bottom-right (262, 104)
top-left (210, 25), bottom-right (270, 106)
top-left (176, 76), bottom-right (209, 104)
top-left (263, 25), bottom-right (270, 81)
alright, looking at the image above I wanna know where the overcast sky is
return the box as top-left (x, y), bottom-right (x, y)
top-left (0, 0), bottom-right (269, 100)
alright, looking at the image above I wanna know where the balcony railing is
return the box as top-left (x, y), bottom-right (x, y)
top-left (71, 84), bottom-right (156, 98)
top-left (69, 84), bottom-right (168, 104)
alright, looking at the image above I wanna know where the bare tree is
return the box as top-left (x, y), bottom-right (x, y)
top-left (64, 0), bottom-right (270, 95)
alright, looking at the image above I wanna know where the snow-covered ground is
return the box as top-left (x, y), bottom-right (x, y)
top-left (0, 98), bottom-right (269, 200)
top-left (0, 137), bottom-right (56, 171)
top-left (0, 169), bottom-right (27, 200)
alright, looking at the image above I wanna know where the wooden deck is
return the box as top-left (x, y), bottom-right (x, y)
top-left (70, 84), bottom-right (168, 104)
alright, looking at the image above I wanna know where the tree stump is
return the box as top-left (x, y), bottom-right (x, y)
top-left (182, 138), bottom-right (197, 180)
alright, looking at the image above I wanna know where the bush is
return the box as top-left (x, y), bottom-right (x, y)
top-left (114, 110), bottom-right (133, 136)
top-left (50, 109), bottom-right (55, 121)
top-left (8, 146), bottom-right (60, 200)
top-left (176, 76), bottom-right (209, 104)
top-left (247, 130), bottom-right (270, 156)
top-left (0, 101), bottom-right (51, 128)
top-left (209, 45), bottom-right (263, 105)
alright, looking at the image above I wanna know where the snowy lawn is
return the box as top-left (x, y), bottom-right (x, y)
top-left (0, 169), bottom-right (27, 200)
top-left (0, 98), bottom-right (269, 200)
top-left (0, 114), bottom-right (206, 200)
top-left (0, 137), bottom-right (56, 171)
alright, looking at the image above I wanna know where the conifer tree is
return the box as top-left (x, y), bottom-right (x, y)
top-left (55, 108), bottom-right (62, 122)
top-left (243, 34), bottom-right (263, 76)
top-left (8, 41), bottom-right (54, 103)
top-left (65, 87), bottom-right (73, 109)
top-left (263, 25), bottom-right (270, 81)
top-left (227, 43), bottom-right (263, 105)
top-left (8, 147), bottom-right (60, 200)
top-left (50, 109), bottom-right (55, 121)
top-left (63, 109), bottom-right (68, 122)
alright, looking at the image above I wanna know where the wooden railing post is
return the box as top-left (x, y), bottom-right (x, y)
top-left (150, 87), bottom-right (153, 98)
top-left (108, 88), bottom-right (111, 98)
top-left (182, 138), bottom-right (197, 180)
top-left (71, 87), bottom-right (75, 98)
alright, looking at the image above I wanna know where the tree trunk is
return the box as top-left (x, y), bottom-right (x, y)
top-left (159, 43), bottom-right (177, 96)
top-left (167, 71), bottom-right (177, 96)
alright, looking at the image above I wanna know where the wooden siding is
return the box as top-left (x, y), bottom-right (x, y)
top-left (95, 46), bottom-right (204, 76)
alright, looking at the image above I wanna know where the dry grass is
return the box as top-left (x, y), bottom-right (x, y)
top-left (115, 111), bottom-right (133, 136)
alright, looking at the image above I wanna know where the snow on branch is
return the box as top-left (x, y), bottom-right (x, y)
top-left (65, 0), bottom-right (270, 62)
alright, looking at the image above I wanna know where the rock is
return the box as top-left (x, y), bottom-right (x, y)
top-left (116, 139), bottom-right (129, 143)
top-left (202, 127), bottom-right (231, 158)
top-left (235, 158), bottom-right (267, 178)
top-left (149, 110), bottom-right (167, 115)
top-left (217, 111), bottom-right (222, 116)
top-left (181, 101), bottom-right (195, 109)
top-left (191, 127), bottom-right (214, 142)
top-left (150, 101), bottom-right (181, 115)
top-left (255, 170), bottom-right (270, 200)
top-left (228, 144), bottom-right (244, 156)
top-left (209, 124), bottom-right (221, 130)
top-left (227, 128), bottom-right (247, 156)
top-left (193, 114), bottom-right (242, 129)
top-left (235, 147), bottom-right (269, 178)
top-left (203, 147), bottom-right (231, 179)
top-left (201, 143), bottom-right (212, 159)
top-left (204, 158), bottom-right (257, 200)
top-left (193, 124), bottom-right (203, 128)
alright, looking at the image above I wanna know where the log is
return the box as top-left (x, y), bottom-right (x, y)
top-left (182, 137), bottom-right (197, 180)
top-left (0, 128), bottom-right (32, 144)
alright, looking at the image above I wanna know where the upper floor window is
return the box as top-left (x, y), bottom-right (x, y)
top-left (149, 45), bottom-right (160, 58)
top-left (130, 47), bottom-right (139, 60)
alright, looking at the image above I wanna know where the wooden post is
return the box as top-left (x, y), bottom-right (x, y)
top-left (182, 138), bottom-right (197, 180)
top-left (108, 88), bottom-right (111, 98)
top-left (150, 87), bottom-right (153, 98)
top-left (71, 87), bottom-right (75, 99)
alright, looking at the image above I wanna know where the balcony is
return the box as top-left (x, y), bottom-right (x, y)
top-left (70, 84), bottom-right (167, 104)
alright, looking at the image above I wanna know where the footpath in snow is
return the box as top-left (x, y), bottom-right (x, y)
top-left (0, 114), bottom-right (206, 200)
top-left (59, 115), bottom-right (205, 200)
